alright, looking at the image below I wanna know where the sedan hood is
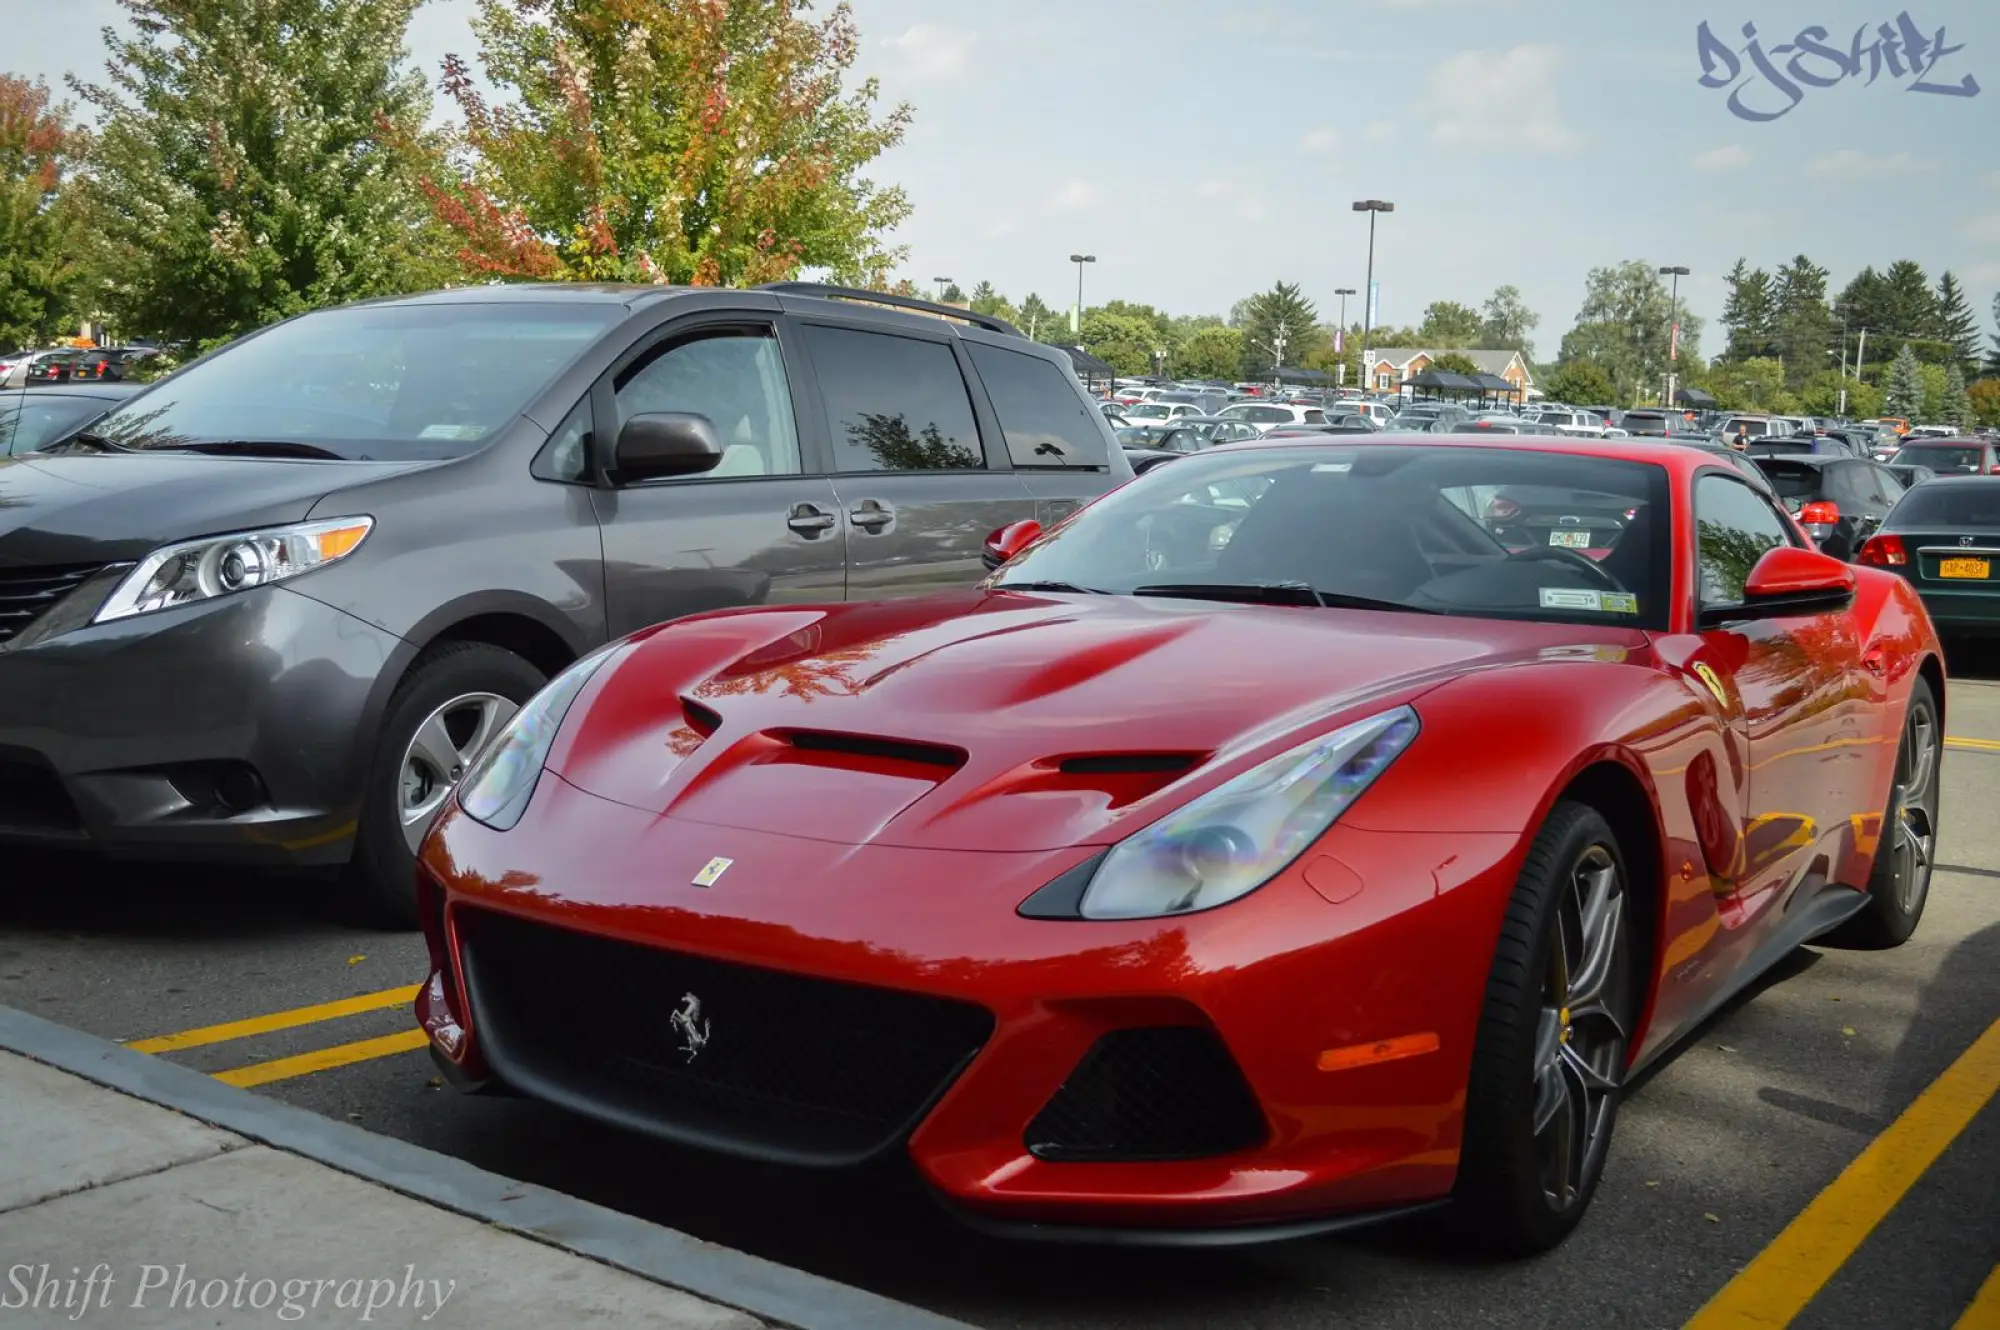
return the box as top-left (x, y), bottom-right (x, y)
top-left (0, 453), bottom-right (435, 568)
top-left (553, 591), bottom-right (1643, 853)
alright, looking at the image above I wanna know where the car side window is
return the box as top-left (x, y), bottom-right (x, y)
top-left (531, 400), bottom-right (593, 482)
top-left (613, 328), bottom-right (802, 479)
top-left (1696, 473), bottom-right (1798, 609)
top-left (963, 342), bottom-right (1108, 468)
top-left (801, 324), bottom-right (985, 473)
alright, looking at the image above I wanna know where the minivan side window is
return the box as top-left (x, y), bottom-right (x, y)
top-left (799, 324), bottom-right (985, 473)
top-left (614, 328), bottom-right (802, 478)
top-left (532, 400), bottom-right (593, 482)
top-left (965, 341), bottom-right (1110, 469)
top-left (1695, 473), bottom-right (1799, 608)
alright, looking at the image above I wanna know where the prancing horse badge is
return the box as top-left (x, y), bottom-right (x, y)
top-left (691, 856), bottom-right (734, 887)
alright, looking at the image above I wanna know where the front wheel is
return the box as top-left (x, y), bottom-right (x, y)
top-left (1455, 801), bottom-right (1636, 1255)
top-left (341, 642), bottom-right (546, 928)
top-left (1829, 676), bottom-right (1940, 949)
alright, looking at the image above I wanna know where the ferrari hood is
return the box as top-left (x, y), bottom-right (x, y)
top-left (552, 590), bottom-right (1640, 852)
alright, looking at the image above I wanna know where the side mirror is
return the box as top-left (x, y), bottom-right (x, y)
top-left (1708, 546), bottom-right (1856, 624)
top-left (611, 412), bottom-right (724, 483)
top-left (982, 519), bottom-right (1043, 571)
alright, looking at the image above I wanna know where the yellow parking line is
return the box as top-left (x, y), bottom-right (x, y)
top-left (1685, 1018), bottom-right (2000, 1330)
top-left (1954, 1264), bottom-right (2000, 1330)
top-left (1946, 736), bottom-right (2000, 753)
top-left (212, 1029), bottom-right (432, 1088)
top-left (125, 985), bottom-right (420, 1054)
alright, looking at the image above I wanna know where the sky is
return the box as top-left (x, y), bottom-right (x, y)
top-left (11, 0), bottom-right (1999, 357)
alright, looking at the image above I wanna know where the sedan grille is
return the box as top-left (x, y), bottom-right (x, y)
top-left (1026, 1027), bottom-right (1268, 1163)
top-left (0, 565), bottom-right (106, 645)
top-left (458, 908), bottom-right (994, 1166)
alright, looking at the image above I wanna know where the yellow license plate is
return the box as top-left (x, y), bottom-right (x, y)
top-left (1549, 530), bottom-right (1592, 548)
top-left (1939, 557), bottom-right (1991, 579)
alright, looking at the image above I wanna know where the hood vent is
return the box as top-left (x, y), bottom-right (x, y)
top-left (777, 729), bottom-right (967, 772)
top-left (681, 697), bottom-right (722, 737)
top-left (1057, 753), bottom-right (1202, 777)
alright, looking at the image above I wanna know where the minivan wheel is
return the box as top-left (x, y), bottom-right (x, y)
top-left (342, 642), bottom-right (546, 928)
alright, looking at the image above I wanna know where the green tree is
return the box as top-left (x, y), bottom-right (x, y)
top-left (1882, 343), bottom-right (1925, 420)
top-left (1237, 281), bottom-right (1325, 377)
top-left (1931, 271), bottom-right (1981, 376)
top-left (1417, 300), bottom-right (1482, 348)
top-left (966, 280), bottom-right (1007, 317)
top-left (422, 0), bottom-right (911, 287)
top-left (1916, 362), bottom-right (1948, 423)
top-left (935, 281), bottom-right (964, 304)
top-left (1175, 325), bottom-right (1242, 380)
top-left (1875, 260), bottom-right (1944, 362)
top-left (1478, 284), bottom-right (1539, 358)
top-left (1541, 359), bottom-right (1617, 406)
top-left (1798, 370), bottom-right (1878, 419)
top-left (1989, 293), bottom-right (2000, 376)
top-left (1720, 259), bottom-right (1775, 360)
top-left (1968, 377), bottom-right (2000, 429)
top-left (1074, 308), bottom-right (1158, 377)
top-left (1706, 357), bottom-right (1787, 412)
top-left (1557, 260), bottom-right (1703, 405)
top-left (1769, 254), bottom-right (1831, 387)
top-left (1428, 350), bottom-right (1479, 375)
top-left (1018, 292), bottom-right (1056, 340)
top-left (1937, 363), bottom-right (1973, 430)
top-left (0, 75), bottom-right (89, 348)
top-left (73, 0), bottom-right (453, 350)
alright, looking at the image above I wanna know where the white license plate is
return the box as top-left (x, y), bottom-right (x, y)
top-left (1549, 530), bottom-right (1592, 548)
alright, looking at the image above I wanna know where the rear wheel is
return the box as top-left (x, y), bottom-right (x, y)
top-left (1830, 677), bottom-right (1939, 949)
top-left (341, 642), bottom-right (545, 928)
top-left (1456, 801), bottom-right (1636, 1255)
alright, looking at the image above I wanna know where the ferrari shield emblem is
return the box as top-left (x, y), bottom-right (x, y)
top-left (1693, 663), bottom-right (1732, 710)
top-left (691, 856), bottom-right (734, 887)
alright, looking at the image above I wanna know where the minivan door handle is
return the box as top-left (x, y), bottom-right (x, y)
top-left (787, 503), bottom-right (837, 536)
top-left (848, 499), bottom-right (894, 531)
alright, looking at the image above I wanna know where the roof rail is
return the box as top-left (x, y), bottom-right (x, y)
top-left (756, 282), bottom-right (1024, 337)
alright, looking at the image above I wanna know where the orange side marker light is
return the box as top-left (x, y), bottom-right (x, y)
top-left (1317, 1032), bottom-right (1441, 1073)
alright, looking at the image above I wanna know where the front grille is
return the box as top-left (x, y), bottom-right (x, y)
top-left (0, 756), bottom-right (84, 835)
top-left (0, 565), bottom-right (104, 645)
top-left (1026, 1027), bottom-right (1268, 1163)
top-left (459, 908), bottom-right (994, 1166)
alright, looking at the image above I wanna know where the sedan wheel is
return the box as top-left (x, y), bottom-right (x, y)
top-left (398, 692), bottom-right (518, 855)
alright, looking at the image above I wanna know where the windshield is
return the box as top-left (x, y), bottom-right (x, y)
top-left (991, 443), bottom-right (1672, 628)
top-left (1888, 481), bottom-right (2000, 526)
top-left (84, 302), bottom-right (622, 459)
top-left (1125, 403), bottom-right (1174, 420)
top-left (0, 392), bottom-right (117, 454)
top-left (1894, 445), bottom-right (1984, 474)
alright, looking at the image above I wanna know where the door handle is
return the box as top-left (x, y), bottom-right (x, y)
top-left (848, 500), bottom-right (894, 531)
top-left (787, 504), bottom-right (836, 535)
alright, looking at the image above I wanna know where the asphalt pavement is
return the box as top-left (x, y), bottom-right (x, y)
top-left (5, 644), bottom-right (1998, 1330)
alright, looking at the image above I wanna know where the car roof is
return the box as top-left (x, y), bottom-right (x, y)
top-left (355, 283), bottom-right (679, 308)
top-left (1233, 431), bottom-right (1749, 474)
top-left (1744, 452), bottom-right (1848, 467)
top-left (1896, 436), bottom-right (1987, 446)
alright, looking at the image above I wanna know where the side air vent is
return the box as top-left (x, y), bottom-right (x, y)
top-left (1056, 753), bottom-right (1202, 776)
top-left (778, 730), bottom-right (967, 771)
top-left (681, 698), bottom-right (722, 736)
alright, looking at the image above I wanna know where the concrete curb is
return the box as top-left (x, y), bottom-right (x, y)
top-left (0, 1004), bottom-right (975, 1330)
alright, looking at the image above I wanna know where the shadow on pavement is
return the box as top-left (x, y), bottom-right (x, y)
top-left (0, 848), bottom-right (351, 939)
top-left (1942, 637), bottom-right (2000, 682)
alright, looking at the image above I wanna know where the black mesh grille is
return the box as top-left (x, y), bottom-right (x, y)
top-left (0, 565), bottom-right (103, 645)
top-left (459, 908), bottom-right (994, 1166)
top-left (1026, 1027), bottom-right (1267, 1163)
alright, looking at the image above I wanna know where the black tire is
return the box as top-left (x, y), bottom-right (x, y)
top-left (1454, 800), bottom-right (1636, 1256)
top-left (340, 642), bottom-right (546, 928)
top-left (1827, 676), bottom-right (1940, 950)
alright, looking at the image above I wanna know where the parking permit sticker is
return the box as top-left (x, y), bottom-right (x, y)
top-left (1600, 592), bottom-right (1639, 614)
top-left (1539, 587), bottom-right (1603, 610)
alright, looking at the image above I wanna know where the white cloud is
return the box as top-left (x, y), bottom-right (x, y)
top-left (1196, 178), bottom-right (1230, 198)
top-left (1237, 196), bottom-right (1269, 223)
top-left (1802, 148), bottom-right (1941, 176)
top-left (1041, 179), bottom-right (1098, 216)
top-left (1966, 261), bottom-right (2000, 283)
top-left (880, 24), bottom-right (977, 81)
top-left (1363, 120), bottom-right (1397, 143)
top-left (1302, 126), bottom-right (1340, 154)
top-left (1693, 144), bottom-right (1751, 172)
top-left (1427, 46), bottom-right (1582, 154)
top-left (982, 216), bottom-right (1018, 239)
top-left (1963, 213), bottom-right (2000, 244)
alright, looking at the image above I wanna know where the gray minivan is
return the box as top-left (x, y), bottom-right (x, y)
top-left (0, 282), bottom-right (1128, 922)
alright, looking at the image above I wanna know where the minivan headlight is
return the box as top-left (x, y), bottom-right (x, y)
top-left (455, 647), bottom-right (619, 832)
top-left (93, 517), bottom-right (374, 623)
top-left (1074, 707), bottom-right (1420, 920)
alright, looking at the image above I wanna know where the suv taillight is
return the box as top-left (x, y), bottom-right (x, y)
top-left (1798, 500), bottom-right (1840, 541)
top-left (1858, 534), bottom-right (1907, 567)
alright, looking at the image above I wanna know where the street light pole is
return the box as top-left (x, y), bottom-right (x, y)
top-left (1659, 265), bottom-right (1689, 410)
top-left (1068, 254), bottom-right (1096, 336)
top-left (1352, 201), bottom-right (1394, 361)
top-left (933, 276), bottom-right (954, 304)
top-left (1334, 287), bottom-right (1356, 388)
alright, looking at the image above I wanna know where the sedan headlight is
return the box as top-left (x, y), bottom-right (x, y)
top-left (1075, 707), bottom-right (1420, 920)
top-left (93, 517), bottom-right (374, 623)
top-left (455, 647), bottom-right (619, 832)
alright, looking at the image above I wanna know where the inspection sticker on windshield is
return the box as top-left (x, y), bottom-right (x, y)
top-left (419, 423), bottom-right (486, 440)
top-left (1600, 592), bottom-right (1638, 614)
top-left (1540, 588), bottom-right (1604, 611)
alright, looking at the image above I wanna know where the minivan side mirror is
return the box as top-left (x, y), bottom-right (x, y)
top-left (982, 519), bottom-right (1043, 571)
top-left (611, 412), bottom-right (724, 484)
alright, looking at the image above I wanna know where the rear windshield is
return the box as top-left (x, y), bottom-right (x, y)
top-left (1753, 460), bottom-right (1825, 506)
top-left (1895, 445), bottom-right (1985, 473)
top-left (1888, 481), bottom-right (2000, 527)
top-left (1622, 412), bottom-right (1669, 427)
top-left (83, 302), bottom-right (622, 459)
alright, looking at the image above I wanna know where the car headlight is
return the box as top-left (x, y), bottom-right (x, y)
top-left (1074, 707), bottom-right (1420, 920)
top-left (455, 646), bottom-right (619, 832)
top-left (93, 517), bottom-right (375, 623)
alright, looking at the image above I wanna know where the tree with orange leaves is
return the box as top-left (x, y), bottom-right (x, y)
top-left (424, 0), bottom-right (913, 288)
top-left (0, 74), bottom-right (89, 348)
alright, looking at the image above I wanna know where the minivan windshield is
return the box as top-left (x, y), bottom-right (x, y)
top-left (82, 302), bottom-right (622, 459)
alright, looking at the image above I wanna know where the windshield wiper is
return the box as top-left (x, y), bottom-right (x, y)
top-left (1131, 582), bottom-right (1441, 614)
top-left (145, 440), bottom-right (347, 460)
top-left (993, 579), bottom-right (1105, 595)
top-left (42, 430), bottom-right (131, 453)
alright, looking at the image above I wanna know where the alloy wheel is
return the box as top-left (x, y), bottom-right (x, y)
top-left (1531, 844), bottom-right (1628, 1212)
top-left (1888, 699), bottom-right (1940, 917)
top-left (398, 691), bottom-right (517, 853)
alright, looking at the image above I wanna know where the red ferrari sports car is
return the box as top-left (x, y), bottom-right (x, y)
top-left (414, 434), bottom-right (1944, 1253)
